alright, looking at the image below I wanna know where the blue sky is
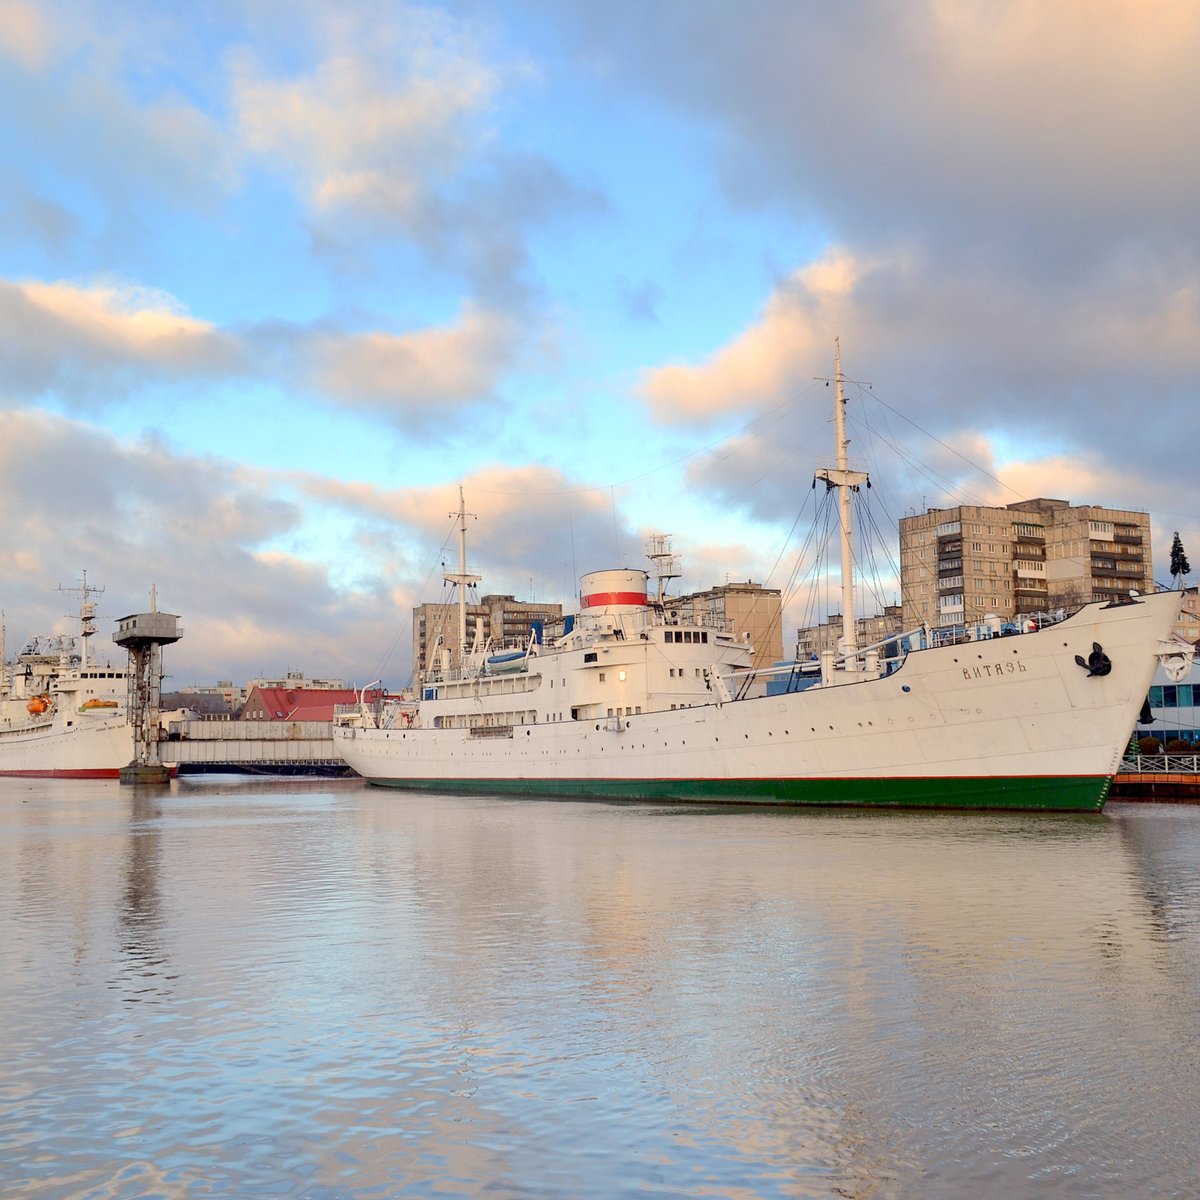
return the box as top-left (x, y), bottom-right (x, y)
top-left (1, 0), bottom-right (1198, 687)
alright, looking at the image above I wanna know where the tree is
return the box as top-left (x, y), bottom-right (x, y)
top-left (1170, 531), bottom-right (1191, 588)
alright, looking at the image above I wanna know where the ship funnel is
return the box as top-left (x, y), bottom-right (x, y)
top-left (579, 569), bottom-right (649, 616)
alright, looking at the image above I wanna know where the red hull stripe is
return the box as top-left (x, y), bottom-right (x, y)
top-left (581, 591), bottom-right (647, 608)
top-left (0, 769), bottom-right (121, 778)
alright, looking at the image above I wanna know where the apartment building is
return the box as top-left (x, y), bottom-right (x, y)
top-left (796, 605), bottom-right (904, 660)
top-left (413, 594), bottom-right (563, 680)
top-left (1176, 586), bottom-right (1199, 647)
top-left (900, 499), bottom-right (1153, 630)
top-left (668, 581), bottom-right (783, 671)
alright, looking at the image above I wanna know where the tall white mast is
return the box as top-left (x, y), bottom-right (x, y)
top-left (59, 571), bottom-right (103, 671)
top-left (815, 340), bottom-right (870, 663)
top-left (444, 486), bottom-right (480, 667)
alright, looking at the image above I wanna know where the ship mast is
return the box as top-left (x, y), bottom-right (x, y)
top-left (59, 571), bottom-right (103, 671)
top-left (645, 534), bottom-right (680, 604)
top-left (815, 340), bottom-right (870, 665)
top-left (444, 486), bottom-right (480, 669)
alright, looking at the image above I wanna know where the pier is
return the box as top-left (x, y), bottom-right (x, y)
top-left (1112, 754), bottom-right (1200, 803)
top-left (162, 719), bottom-right (351, 775)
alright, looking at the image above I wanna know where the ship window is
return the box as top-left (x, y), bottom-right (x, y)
top-left (618, 670), bottom-right (626, 681)
top-left (585, 652), bottom-right (598, 663)
top-left (701, 632), bottom-right (708, 643)
top-left (599, 672), bottom-right (606, 682)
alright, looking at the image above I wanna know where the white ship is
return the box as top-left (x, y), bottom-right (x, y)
top-left (335, 351), bottom-right (1185, 811)
top-left (0, 578), bottom-right (133, 778)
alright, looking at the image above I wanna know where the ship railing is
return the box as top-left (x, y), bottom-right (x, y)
top-left (1119, 754), bottom-right (1200, 774)
top-left (733, 610), bottom-right (1073, 694)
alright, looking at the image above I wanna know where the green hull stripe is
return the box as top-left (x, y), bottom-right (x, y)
top-left (360, 774), bottom-right (1111, 812)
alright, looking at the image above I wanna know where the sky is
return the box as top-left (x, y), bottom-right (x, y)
top-left (1, 0), bottom-right (1198, 689)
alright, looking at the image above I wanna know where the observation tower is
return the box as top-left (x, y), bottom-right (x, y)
top-left (113, 588), bottom-right (182, 785)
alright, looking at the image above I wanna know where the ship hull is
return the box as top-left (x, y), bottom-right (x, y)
top-left (335, 592), bottom-right (1180, 812)
top-left (340, 773), bottom-right (1111, 811)
top-left (0, 718), bottom-right (132, 779)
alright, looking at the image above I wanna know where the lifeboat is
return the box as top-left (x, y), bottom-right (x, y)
top-left (26, 695), bottom-right (50, 715)
top-left (484, 650), bottom-right (528, 675)
top-left (79, 698), bottom-right (120, 714)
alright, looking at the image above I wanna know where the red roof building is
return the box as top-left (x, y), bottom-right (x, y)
top-left (239, 686), bottom-right (385, 722)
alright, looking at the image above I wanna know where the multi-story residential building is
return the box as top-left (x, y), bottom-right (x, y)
top-left (1175, 586), bottom-right (1199, 648)
top-left (668, 581), bottom-right (783, 671)
top-left (796, 605), bottom-right (904, 660)
top-left (899, 499), bottom-right (1153, 630)
top-left (413, 594), bottom-right (563, 680)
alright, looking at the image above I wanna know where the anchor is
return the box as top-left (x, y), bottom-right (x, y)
top-left (1074, 642), bottom-right (1111, 677)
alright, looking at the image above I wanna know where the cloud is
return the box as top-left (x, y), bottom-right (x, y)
top-left (230, 21), bottom-right (497, 223)
top-left (0, 186), bottom-right (79, 255)
top-left (0, 279), bottom-right (246, 404)
top-left (550, 1), bottom-right (1200, 270)
top-left (0, 408), bottom-right (401, 685)
top-left (639, 248), bottom-right (865, 422)
top-left (0, 27), bottom-right (232, 223)
top-left (310, 305), bottom-right (517, 426)
top-left (296, 463), bottom-right (635, 600)
top-left (639, 239), bottom-right (1200, 515)
top-left (0, 0), bottom-right (53, 70)
top-left (228, 7), bottom-right (601, 305)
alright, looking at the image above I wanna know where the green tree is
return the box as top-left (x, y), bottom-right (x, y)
top-left (1169, 531), bottom-right (1191, 588)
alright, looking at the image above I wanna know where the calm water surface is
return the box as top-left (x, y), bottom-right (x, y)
top-left (2, 778), bottom-right (1199, 1199)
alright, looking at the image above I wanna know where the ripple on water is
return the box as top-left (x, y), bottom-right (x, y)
top-left (3, 783), bottom-right (1200, 1198)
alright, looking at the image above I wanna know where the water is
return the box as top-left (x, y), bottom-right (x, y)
top-left (2, 779), bottom-right (1199, 1199)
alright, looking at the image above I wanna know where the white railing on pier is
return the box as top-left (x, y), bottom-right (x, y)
top-left (1119, 755), bottom-right (1200, 774)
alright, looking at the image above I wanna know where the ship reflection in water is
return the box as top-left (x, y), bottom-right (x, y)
top-left (2, 779), bottom-right (1199, 1199)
